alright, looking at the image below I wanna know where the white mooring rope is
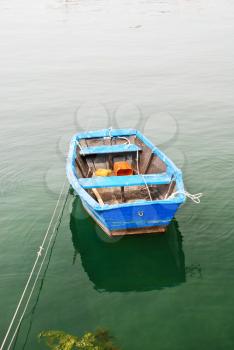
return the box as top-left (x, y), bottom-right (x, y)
top-left (168, 190), bottom-right (203, 204)
top-left (164, 176), bottom-right (203, 204)
top-left (0, 179), bottom-right (68, 350)
top-left (136, 148), bottom-right (153, 201)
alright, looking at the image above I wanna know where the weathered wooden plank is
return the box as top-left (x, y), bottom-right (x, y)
top-left (92, 188), bottom-right (104, 206)
top-left (78, 173), bottom-right (171, 189)
top-left (111, 225), bottom-right (166, 236)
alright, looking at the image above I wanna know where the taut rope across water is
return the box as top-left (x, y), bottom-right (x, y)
top-left (0, 179), bottom-right (69, 350)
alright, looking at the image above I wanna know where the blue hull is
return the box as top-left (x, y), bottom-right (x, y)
top-left (82, 199), bottom-right (181, 232)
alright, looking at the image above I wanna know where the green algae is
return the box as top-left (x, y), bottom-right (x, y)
top-left (38, 329), bottom-right (120, 350)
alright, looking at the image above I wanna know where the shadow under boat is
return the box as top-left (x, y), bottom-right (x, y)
top-left (70, 197), bottom-right (186, 292)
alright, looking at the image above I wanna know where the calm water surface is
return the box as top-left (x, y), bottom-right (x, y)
top-left (0, 0), bottom-right (234, 349)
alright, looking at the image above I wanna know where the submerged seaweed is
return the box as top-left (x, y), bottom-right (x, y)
top-left (38, 329), bottom-right (120, 350)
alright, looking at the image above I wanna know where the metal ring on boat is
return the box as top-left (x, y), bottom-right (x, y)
top-left (138, 211), bottom-right (144, 217)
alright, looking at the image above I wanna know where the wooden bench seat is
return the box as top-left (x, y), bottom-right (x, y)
top-left (78, 173), bottom-right (171, 189)
top-left (79, 144), bottom-right (141, 156)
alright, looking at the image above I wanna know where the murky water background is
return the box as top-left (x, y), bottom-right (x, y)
top-left (1, 0), bottom-right (234, 349)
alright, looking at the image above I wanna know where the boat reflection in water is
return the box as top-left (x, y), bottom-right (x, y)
top-left (70, 198), bottom-right (186, 292)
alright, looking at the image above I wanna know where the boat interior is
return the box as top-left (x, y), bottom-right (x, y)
top-left (75, 134), bottom-right (176, 205)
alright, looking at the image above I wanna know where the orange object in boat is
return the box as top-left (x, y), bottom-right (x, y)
top-left (114, 161), bottom-right (133, 176)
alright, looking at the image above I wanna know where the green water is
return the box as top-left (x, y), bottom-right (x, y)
top-left (1, 0), bottom-right (234, 349)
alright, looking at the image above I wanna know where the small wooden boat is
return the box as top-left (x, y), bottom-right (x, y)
top-left (67, 128), bottom-right (186, 236)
